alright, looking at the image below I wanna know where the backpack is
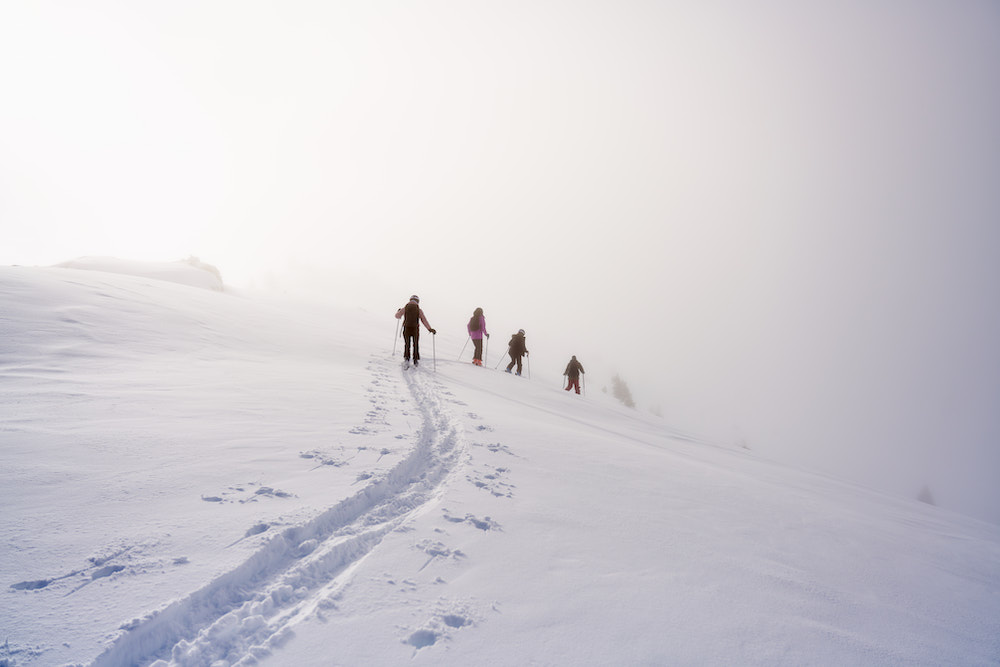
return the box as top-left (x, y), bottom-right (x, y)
top-left (509, 332), bottom-right (525, 355)
top-left (403, 302), bottom-right (420, 327)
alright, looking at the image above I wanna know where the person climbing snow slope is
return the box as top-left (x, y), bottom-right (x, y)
top-left (505, 329), bottom-right (529, 376)
top-left (395, 295), bottom-right (435, 367)
top-left (467, 307), bottom-right (490, 366)
top-left (564, 355), bottom-right (585, 394)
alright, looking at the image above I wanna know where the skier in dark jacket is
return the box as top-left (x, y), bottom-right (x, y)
top-left (564, 355), bottom-right (585, 394)
top-left (505, 329), bottom-right (528, 376)
top-left (467, 307), bottom-right (490, 366)
top-left (395, 295), bottom-right (435, 367)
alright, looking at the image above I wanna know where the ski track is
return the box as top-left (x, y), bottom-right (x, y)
top-left (88, 356), bottom-right (466, 667)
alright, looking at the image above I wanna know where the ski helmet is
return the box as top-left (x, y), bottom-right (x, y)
top-left (410, 294), bottom-right (420, 303)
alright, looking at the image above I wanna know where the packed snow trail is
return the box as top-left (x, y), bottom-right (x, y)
top-left (89, 358), bottom-right (466, 667)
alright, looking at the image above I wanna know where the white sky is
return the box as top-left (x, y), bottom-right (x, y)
top-left (2, 1), bottom-right (998, 523)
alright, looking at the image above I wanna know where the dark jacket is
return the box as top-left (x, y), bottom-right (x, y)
top-left (508, 332), bottom-right (527, 357)
top-left (565, 358), bottom-right (584, 378)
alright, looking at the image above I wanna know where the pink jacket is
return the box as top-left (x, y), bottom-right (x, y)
top-left (467, 315), bottom-right (488, 340)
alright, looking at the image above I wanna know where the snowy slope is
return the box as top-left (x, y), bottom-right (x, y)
top-left (54, 257), bottom-right (225, 291)
top-left (1, 263), bottom-right (998, 667)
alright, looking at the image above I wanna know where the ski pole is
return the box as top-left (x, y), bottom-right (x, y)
top-left (495, 352), bottom-right (508, 370)
top-left (433, 333), bottom-right (437, 372)
top-left (393, 319), bottom-right (400, 356)
top-left (526, 354), bottom-right (531, 379)
top-left (485, 335), bottom-right (489, 365)
top-left (459, 336), bottom-right (469, 361)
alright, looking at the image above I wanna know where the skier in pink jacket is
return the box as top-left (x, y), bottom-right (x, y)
top-left (467, 307), bottom-right (490, 366)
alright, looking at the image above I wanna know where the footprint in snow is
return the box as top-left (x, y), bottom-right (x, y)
top-left (12, 546), bottom-right (133, 593)
top-left (255, 486), bottom-right (293, 499)
top-left (472, 441), bottom-right (519, 457)
top-left (406, 629), bottom-right (438, 648)
top-left (300, 450), bottom-right (350, 468)
top-left (414, 540), bottom-right (467, 571)
top-left (403, 606), bottom-right (475, 650)
top-left (467, 466), bottom-right (515, 498)
top-left (91, 564), bottom-right (126, 580)
top-left (202, 482), bottom-right (295, 504)
top-left (442, 510), bottom-right (501, 532)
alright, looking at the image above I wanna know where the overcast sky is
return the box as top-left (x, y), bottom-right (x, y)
top-left (2, 0), bottom-right (998, 523)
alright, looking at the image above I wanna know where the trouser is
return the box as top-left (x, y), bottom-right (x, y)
top-left (402, 326), bottom-right (420, 361)
top-left (472, 338), bottom-right (483, 361)
top-left (506, 354), bottom-right (523, 374)
top-left (566, 376), bottom-right (581, 394)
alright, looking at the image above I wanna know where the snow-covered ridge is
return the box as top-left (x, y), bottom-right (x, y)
top-left (2, 265), bottom-right (998, 666)
top-left (55, 256), bottom-right (224, 291)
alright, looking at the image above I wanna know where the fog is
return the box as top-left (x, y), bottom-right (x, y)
top-left (2, 1), bottom-right (998, 523)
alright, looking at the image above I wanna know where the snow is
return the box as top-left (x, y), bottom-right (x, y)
top-left (1, 260), bottom-right (998, 667)
top-left (54, 257), bottom-right (224, 292)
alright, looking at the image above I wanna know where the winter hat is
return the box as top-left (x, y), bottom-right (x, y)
top-left (518, 329), bottom-right (525, 335)
top-left (410, 295), bottom-right (420, 303)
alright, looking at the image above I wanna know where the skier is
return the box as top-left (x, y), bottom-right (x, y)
top-left (505, 329), bottom-right (529, 376)
top-left (467, 307), bottom-right (490, 366)
top-left (563, 355), bottom-right (585, 394)
top-left (395, 295), bottom-right (435, 367)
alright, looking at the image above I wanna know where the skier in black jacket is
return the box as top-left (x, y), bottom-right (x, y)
top-left (564, 355), bottom-right (585, 394)
top-left (505, 329), bottom-right (528, 376)
top-left (395, 295), bottom-right (435, 366)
